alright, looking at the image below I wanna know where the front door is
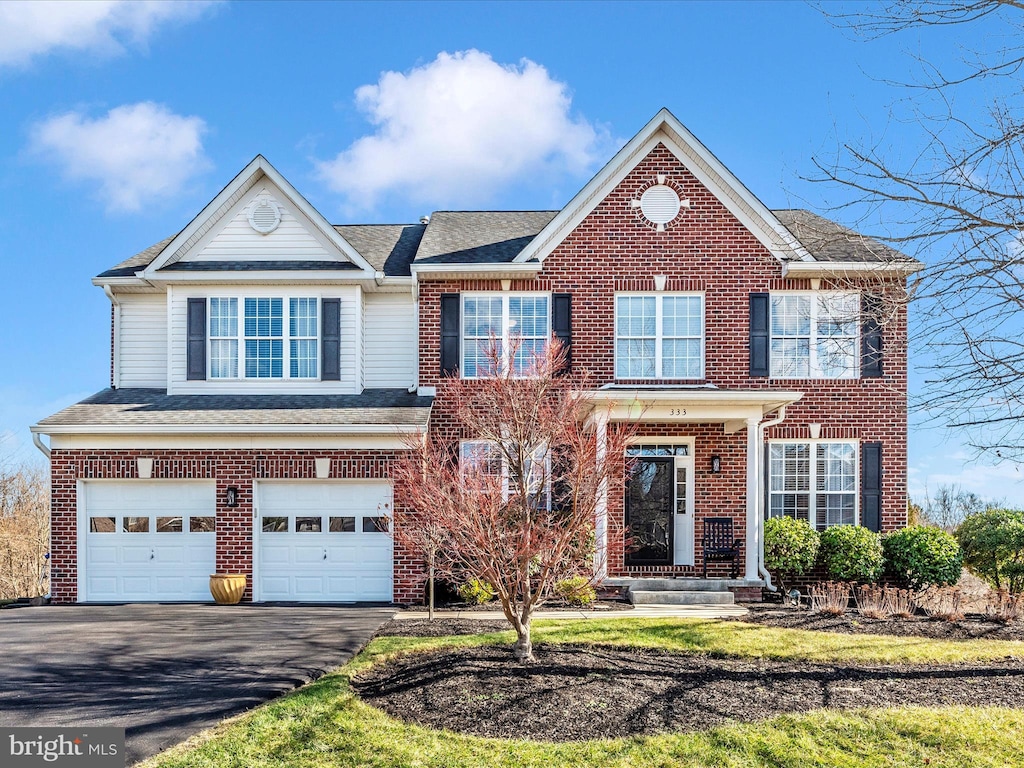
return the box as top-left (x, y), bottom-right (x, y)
top-left (625, 457), bottom-right (674, 565)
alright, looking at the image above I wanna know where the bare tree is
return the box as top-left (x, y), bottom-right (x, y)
top-left (392, 339), bottom-right (636, 662)
top-left (915, 482), bottom-right (999, 529)
top-left (0, 460), bottom-right (50, 599)
top-left (812, 1), bottom-right (1024, 460)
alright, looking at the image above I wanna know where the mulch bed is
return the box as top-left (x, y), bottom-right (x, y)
top-left (730, 604), bottom-right (1024, 642)
top-left (353, 643), bottom-right (1024, 740)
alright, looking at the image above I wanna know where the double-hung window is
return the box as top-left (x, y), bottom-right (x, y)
top-left (770, 292), bottom-right (858, 378)
top-left (615, 293), bottom-right (703, 379)
top-left (768, 441), bottom-right (857, 529)
top-left (460, 440), bottom-right (550, 509)
top-left (209, 296), bottom-right (318, 380)
top-left (461, 293), bottom-right (550, 378)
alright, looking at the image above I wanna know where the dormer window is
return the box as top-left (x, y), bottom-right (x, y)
top-left (207, 296), bottom-right (318, 380)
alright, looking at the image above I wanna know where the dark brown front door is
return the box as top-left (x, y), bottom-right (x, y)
top-left (625, 457), bottom-right (673, 566)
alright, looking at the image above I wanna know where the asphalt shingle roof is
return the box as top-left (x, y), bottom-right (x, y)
top-left (98, 208), bottom-right (903, 277)
top-left (333, 224), bottom-right (425, 276)
top-left (37, 388), bottom-right (433, 429)
top-left (413, 211), bottom-right (558, 264)
top-left (772, 209), bottom-right (910, 264)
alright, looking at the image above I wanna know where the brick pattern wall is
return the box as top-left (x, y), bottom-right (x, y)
top-left (417, 142), bottom-right (909, 581)
top-left (49, 449), bottom-right (415, 604)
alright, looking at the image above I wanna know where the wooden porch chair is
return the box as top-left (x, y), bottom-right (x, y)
top-left (702, 517), bottom-right (742, 578)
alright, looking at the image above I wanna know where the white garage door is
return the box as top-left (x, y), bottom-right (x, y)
top-left (81, 482), bottom-right (216, 602)
top-left (256, 482), bottom-right (393, 602)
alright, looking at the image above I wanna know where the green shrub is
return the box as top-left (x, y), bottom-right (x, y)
top-left (457, 578), bottom-right (497, 605)
top-left (883, 526), bottom-right (963, 589)
top-left (764, 516), bottom-right (820, 592)
top-left (819, 525), bottom-right (883, 583)
top-left (956, 508), bottom-right (1024, 592)
top-left (553, 576), bottom-right (596, 607)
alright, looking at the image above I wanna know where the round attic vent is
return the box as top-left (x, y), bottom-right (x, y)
top-left (248, 198), bottom-right (281, 234)
top-left (639, 184), bottom-right (681, 224)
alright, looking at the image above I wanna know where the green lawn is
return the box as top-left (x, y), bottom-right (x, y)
top-left (142, 618), bottom-right (1024, 768)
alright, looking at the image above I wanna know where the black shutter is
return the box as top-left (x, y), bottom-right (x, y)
top-left (186, 298), bottom-right (206, 381)
top-left (861, 442), bottom-right (882, 532)
top-left (321, 298), bottom-right (341, 381)
top-left (552, 293), bottom-right (572, 374)
top-left (749, 293), bottom-right (770, 377)
top-left (440, 293), bottom-right (460, 376)
top-left (862, 294), bottom-right (883, 378)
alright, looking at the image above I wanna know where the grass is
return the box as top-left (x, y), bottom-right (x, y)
top-left (141, 618), bottom-right (1024, 768)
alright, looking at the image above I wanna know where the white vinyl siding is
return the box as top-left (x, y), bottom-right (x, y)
top-left (167, 285), bottom-right (360, 395)
top-left (118, 293), bottom-right (167, 388)
top-left (770, 292), bottom-right (859, 379)
top-left (363, 294), bottom-right (416, 388)
top-left (177, 183), bottom-right (337, 264)
top-left (615, 293), bottom-right (704, 379)
top-left (768, 441), bottom-right (858, 530)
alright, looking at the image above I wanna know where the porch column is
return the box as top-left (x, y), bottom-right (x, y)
top-left (744, 416), bottom-right (760, 581)
top-left (594, 412), bottom-right (609, 579)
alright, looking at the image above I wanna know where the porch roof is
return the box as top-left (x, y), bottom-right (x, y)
top-left (580, 385), bottom-right (803, 429)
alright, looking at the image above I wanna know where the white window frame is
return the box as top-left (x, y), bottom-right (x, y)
top-left (207, 295), bottom-right (321, 381)
top-left (460, 439), bottom-right (551, 509)
top-left (767, 440), bottom-right (859, 530)
top-left (614, 292), bottom-right (705, 380)
top-left (460, 292), bottom-right (551, 379)
top-left (769, 291), bottom-right (860, 379)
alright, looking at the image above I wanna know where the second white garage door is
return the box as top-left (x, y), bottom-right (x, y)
top-left (255, 481), bottom-right (393, 602)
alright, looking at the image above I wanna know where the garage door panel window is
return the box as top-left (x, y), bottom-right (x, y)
top-left (262, 516), bottom-right (288, 532)
top-left (329, 516), bottom-right (356, 532)
top-left (90, 516), bottom-right (115, 533)
top-left (190, 517), bottom-right (215, 533)
top-left (296, 516), bottom-right (322, 532)
top-left (157, 516), bottom-right (183, 532)
top-left (363, 516), bottom-right (389, 533)
top-left (124, 517), bottom-right (149, 533)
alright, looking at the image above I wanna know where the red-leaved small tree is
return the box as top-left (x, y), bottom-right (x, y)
top-left (392, 339), bottom-right (636, 662)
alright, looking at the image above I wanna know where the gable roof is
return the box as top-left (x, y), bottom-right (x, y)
top-left (140, 155), bottom-right (378, 278)
top-left (773, 210), bottom-right (912, 264)
top-left (513, 107), bottom-right (812, 265)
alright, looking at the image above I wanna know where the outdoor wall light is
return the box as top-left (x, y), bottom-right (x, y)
top-left (710, 455), bottom-right (722, 474)
top-left (225, 486), bottom-right (239, 508)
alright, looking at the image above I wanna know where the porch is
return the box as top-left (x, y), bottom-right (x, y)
top-left (582, 386), bottom-right (804, 591)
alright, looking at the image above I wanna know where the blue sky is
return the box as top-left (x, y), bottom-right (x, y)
top-left (0, 0), bottom-right (1019, 503)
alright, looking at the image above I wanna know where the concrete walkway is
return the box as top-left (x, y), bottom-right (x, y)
top-left (395, 604), bottom-right (748, 620)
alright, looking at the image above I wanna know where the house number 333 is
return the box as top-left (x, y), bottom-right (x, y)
top-left (669, 408), bottom-right (687, 416)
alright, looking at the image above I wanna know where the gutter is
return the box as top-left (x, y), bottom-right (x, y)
top-left (756, 406), bottom-right (788, 591)
top-left (32, 432), bottom-right (50, 460)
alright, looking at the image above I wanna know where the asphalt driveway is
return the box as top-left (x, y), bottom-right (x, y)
top-left (0, 604), bottom-right (391, 765)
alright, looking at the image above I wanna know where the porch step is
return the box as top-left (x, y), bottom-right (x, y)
top-left (606, 578), bottom-right (740, 592)
top-left (629, 590), bottom-right (735, 606)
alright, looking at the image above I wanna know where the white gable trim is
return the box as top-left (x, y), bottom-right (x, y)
top-left (142, 156), bottom-right (377, 277)
top-left (514, 108), bottom-right (813, 265)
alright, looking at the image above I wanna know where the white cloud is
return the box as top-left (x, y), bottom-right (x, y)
top-left (0, 0), bottom-right (215, 67)
top-left (908, 459), bottom-right (1024, 505)
top-left (317, 50), bottom-right (609, 211)
top-left (30, 102), bottom-right (210, 212)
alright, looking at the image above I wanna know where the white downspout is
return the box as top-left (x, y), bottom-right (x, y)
top-left (408, 272), bottom-right (420, 394)
top-left (32, 431), bottom-right (50, 460)
top-left (103, 285), bottom-right (120, 390)
top-left (756, 406), bottom-right (787, 591)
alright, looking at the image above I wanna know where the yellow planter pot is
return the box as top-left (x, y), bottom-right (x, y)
top-left (209, 574), bottom-right (247, 605)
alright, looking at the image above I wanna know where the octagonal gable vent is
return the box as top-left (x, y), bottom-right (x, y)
top-left (248, 198), bottom-right (282, 235)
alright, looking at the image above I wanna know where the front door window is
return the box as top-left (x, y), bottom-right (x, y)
top-left (626, 457), bottom-right (674, 565)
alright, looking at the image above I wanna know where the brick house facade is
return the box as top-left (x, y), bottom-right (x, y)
top-left (34, 109), bottom-right (916, 605)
